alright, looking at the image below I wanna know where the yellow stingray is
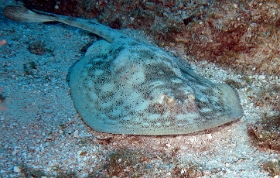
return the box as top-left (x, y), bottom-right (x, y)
top-left (3, 6), bottom-right (243, 135)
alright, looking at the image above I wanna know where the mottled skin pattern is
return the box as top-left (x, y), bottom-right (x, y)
top-left (3, 6), bottom-right (243, 135)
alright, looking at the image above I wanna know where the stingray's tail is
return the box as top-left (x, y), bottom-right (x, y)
top-left (3, 5), bottom-right (56, 23)
top-left (3, 6), bottom-right (123, 42)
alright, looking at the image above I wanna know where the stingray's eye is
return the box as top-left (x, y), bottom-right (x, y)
top-left (171, 78), bottom-right (184, 84)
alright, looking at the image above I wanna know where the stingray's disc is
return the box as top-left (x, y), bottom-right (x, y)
top-left (69, 40), bottom-right (243, 135)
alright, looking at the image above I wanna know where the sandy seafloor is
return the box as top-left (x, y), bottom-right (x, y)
top-left (0, 3), bottom-right (279, 178)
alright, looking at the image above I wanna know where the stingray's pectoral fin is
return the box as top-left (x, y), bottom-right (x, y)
top-left (194, 83), bottom-right (243, 132)
top-left (215, 83), bottom-right (243, 119)
top-left (3, 5), bottom-right (56, 23)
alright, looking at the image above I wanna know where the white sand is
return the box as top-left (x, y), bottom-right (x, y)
top-left (0, 3), bottom-right (279, 178)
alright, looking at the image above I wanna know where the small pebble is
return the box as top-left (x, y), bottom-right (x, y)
top-left (73, 130), bottom-right (79, 138)
top-left (13, 166), bottom-right (21, 173)
top-left (206, 134), bottom-right (212, 140)
top-left (59, 130), bottom-right (64, 134)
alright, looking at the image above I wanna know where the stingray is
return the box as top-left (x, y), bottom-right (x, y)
top-left (3, 6), bottom-right (243, 135)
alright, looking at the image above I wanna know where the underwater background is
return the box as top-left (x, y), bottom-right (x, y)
top-left (0, 0), bottom-right (279, 177)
